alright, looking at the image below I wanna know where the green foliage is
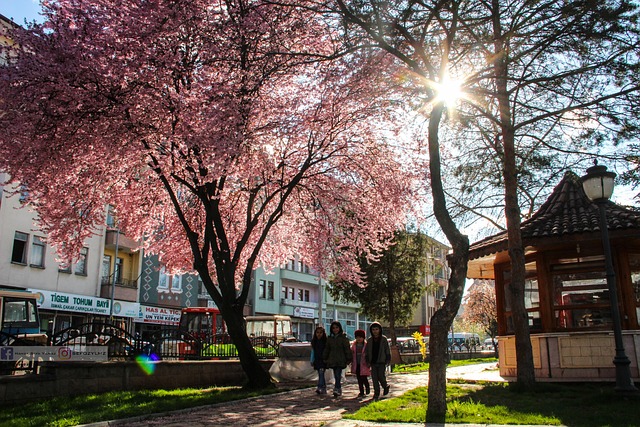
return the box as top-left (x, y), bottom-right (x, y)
top-left (329, 230), bottom-right (432, 327)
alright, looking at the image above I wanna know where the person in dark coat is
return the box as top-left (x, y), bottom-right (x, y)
top-left (310, 325), bottom-right (328, 394)
top-left (323, 321), bottom-right (352, 397)
top-left (364, 321), bottom-right (391, 401)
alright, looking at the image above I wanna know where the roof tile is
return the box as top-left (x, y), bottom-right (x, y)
top-left (468, 171), bottom-right (640, 260)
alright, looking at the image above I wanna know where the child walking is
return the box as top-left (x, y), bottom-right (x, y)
top-left (310, 325), bottom-right (328, 394)
top-left (350, 329), bottom-right (371, 398)
top-left (323, 321), bottom-right (352, 398)
top-left (365, 321), bottom-right (391, 401)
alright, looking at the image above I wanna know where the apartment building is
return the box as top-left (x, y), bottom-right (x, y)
top-left (248, 258), bottom-right (371, 341)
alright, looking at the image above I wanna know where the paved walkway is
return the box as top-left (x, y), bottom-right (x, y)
top-left (84, 363), bottom-right (557, 427)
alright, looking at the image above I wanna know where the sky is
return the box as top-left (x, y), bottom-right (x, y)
top-left (0, 0), bottom-right (43, 24)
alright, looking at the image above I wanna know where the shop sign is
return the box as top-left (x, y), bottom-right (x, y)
top-left (293, 306), bottom-right (315, 319)
top-left (113, 300), bottom-right (140, 318)
top-left (134, 305), bottom-right (181, 325)
top-left (28, 289), bottom-right (140, 318)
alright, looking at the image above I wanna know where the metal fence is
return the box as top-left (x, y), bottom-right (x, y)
top-left (1, 322), bottom-right (279, 375)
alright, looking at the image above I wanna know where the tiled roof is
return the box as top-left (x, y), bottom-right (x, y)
top-left (468, 171), bottom-right (640, 260)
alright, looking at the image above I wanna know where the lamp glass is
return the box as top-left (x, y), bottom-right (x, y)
top-left (583, 175), bottom-right (615, 201)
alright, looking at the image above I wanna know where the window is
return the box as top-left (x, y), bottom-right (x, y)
top-left (501, 260), bottom-right (541, 333)
top-left (630, 253), bottom-right (640, 327)
top-left (282, 286), bottom-right (288, 300)
top-left (30, 236), bottom-right (45, 268)
top-left (59, 261), bottom-right (72, 273)
top-left (11, 231), bottom-right (28, 264)
top-left (101, 255), bottom-right (111, 282)
top-left (158, 267), bottom-right (181, 292)
top-left (2, 297), bottom-right (39, 328)
top-left (171, 275), bottom-right (182, 293)
top-left (106, 205), bottom-right (117, 228)
top-left (338, 310), bottom-right (357, 327)
top-left (75, 247), bottom-right (88, 275)
top-left (299, 260), bottom-right (310, 274)
top-left (259, 279), bottom-right (267, 299)
top-left (158, 267), bottom-right (170, 291)
top-left (298, 288), bottom-right (303, 301)
top-left (304, 289), bottom-right (310, 302)
top-left (18, 184), bottom-right (29, 205)
top-left (553, 270), bottom-right (611, 329)
top-left (267, 281), bottom-right (274, 300)
top-left (115, 257), bottom-right (123, 284)
top-left (288, 287), bottom-right (294, 300)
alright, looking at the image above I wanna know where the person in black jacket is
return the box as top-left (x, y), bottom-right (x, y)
top-left (323, 321), bottom-right (352, 397)
top-left (310, 325), bottom-right (328, 394)
top-left (364, 321), bottom-right (391, 401)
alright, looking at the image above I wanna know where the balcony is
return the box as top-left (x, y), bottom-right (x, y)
top-left (105, 230), bottom-right (139, 253)
top-left (100, 276), bottom-right (138, 302)
top-left (280, 268), bottom-right (318, 284)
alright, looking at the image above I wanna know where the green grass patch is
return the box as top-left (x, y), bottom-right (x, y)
top-left (393, 357), bottom-right (498, 374)
top-left (201, 343), bottom-right (277, 357)
top-left (345, 382), bottom-right (640, 426)
top-left (0, 385), bottom-right (285, 427)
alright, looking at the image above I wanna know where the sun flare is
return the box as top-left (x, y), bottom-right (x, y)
top-left (434, 77), bottom-right (464, 106)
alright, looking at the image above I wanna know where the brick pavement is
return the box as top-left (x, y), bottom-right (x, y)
top-left (84, 362), bottom-right (508, 427)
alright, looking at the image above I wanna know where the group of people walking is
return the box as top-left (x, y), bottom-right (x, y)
top-left (310, 321), bottom-right (391, 401)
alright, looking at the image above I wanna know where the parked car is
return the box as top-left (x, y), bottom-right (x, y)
top-left (484, 337), bottom-right (495, 350)
top-left (395, 337), bottom-right (420, 353)
top-left (448, 332), bottom-right (481, 351)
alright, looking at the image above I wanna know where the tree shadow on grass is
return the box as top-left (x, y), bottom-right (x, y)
top-left (459, 382), bottom-right (640, 427)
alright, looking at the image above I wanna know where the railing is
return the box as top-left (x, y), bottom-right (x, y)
top-left (100, 276), bottom-right (138, 288)
top-left (43, 323), bottom-right (277, 359)
top-left (0, 322), bottom-right (281, 377)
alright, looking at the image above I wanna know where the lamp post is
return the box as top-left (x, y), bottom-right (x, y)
top-left (581, 163), bottom-right (638, 393)
top-left (109, 229), bottom-right (119, 323)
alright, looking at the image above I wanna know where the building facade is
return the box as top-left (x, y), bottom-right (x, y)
top-left (249, 258), bottom-right (370, 341)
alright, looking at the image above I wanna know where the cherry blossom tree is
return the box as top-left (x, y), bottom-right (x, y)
top-left (0, 0), bottom-right (424, 388)
top-left (462, 281), bottom-right (498, 346)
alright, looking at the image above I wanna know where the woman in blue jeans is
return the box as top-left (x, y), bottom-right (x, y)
top-left (323, 321), bottom-right (352, 397)
top-left (311, 326), bottom-right (328, 394)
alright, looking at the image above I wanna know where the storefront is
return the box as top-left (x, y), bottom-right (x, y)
top-left (28, 288), bottom-right (180, 337)
top-left (133, 305), bottom-right (181, 339)
top-left (29, 288), bottom-right (140, 334)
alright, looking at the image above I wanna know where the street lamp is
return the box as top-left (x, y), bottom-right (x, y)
top-left (581, 163), bottom-right (638, 393)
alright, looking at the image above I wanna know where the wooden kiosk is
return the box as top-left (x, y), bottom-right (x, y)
top-left (467, 171), bottom-right (640, 382)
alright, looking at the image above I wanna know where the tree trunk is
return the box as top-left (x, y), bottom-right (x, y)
top-left (426, 102), bottom-right (470, 421)
top-left (491, 0), bottom-right (536, 388)
top-left (220, 301), bottom-right (273, 389)
top-left (197, 264), bottom-right (274, 390)
top-left (387, 284), bottom-right (397, 346)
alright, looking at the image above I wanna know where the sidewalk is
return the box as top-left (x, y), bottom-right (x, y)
top-left (84, 362), bottom-right (558, 427)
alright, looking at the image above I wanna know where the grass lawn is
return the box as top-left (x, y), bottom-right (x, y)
top-left (346, 381), bottom-right (640, 427)
top-left (0, 385), bottom-right (287, 427)
top-left (393, 357), bottom-right (498, 373)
